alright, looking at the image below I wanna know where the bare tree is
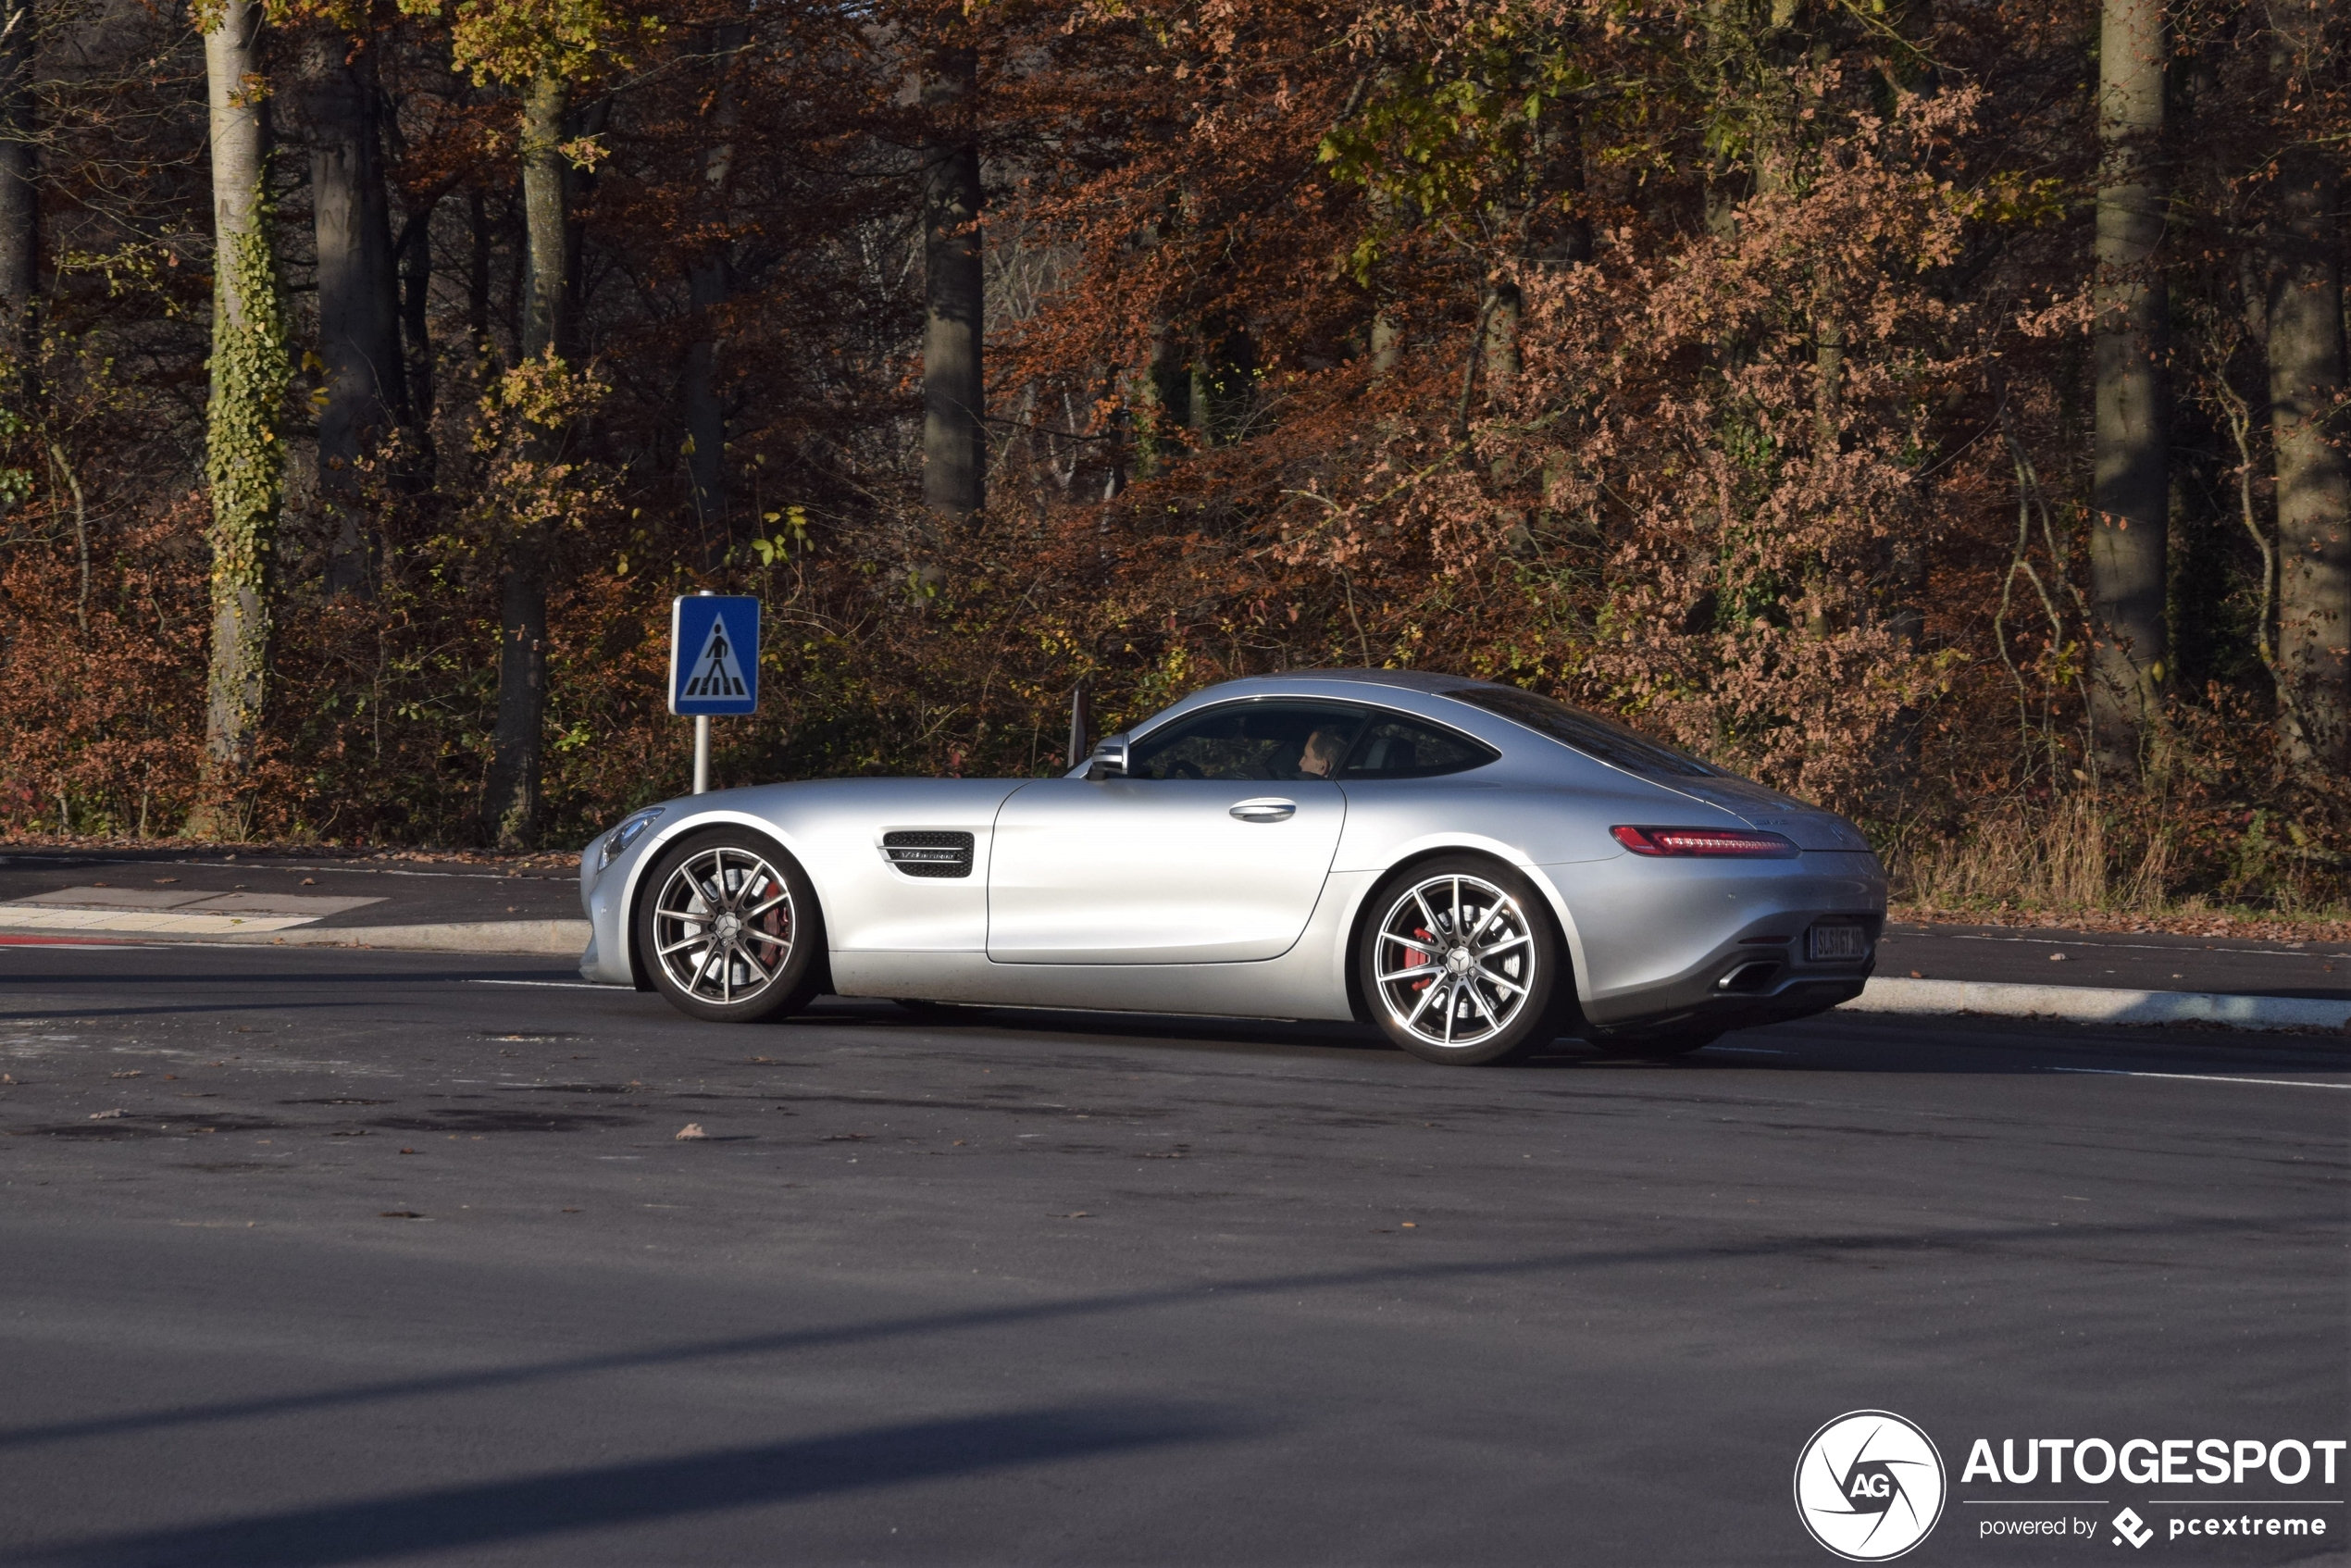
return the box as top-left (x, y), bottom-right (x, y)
top-left (921, 38), bottom-right (982, 517)
top-left (2260, 0), bottom-right (2348, 771)
top-left (2087, 0), bottom-right (2171, 771)
top-left (0, 0), bottom-right (36, 370)
top-left (479, 71), bottom-right (567, 849)
top-left (190, 0), bottom-right (288, 838)
top-left (682, 19), bottom-right (746, 565)
top-left (295, 23), bottom-right (404, 596)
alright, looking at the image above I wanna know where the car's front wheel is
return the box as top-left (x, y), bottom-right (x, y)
top-left (1359, 856), bottom-right (1567, 1065)
top-left (636, 830), bottom-right (825, 1023)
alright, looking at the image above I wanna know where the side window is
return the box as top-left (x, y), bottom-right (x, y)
top-left (1127, 703), bottom-right (1370, 782)
top-left (1337, 713), bottom-right (1499, 779)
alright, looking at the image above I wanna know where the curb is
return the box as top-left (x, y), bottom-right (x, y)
top-left (241, 919), bottom-right (591, 956)
top-left (1840, 977), bottom-right (2351, 1034)
top-left (0, 919), bottom-right (592, 957)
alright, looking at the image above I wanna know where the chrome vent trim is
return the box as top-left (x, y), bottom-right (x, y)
top-left (882, 829), bottom-right (975, 879)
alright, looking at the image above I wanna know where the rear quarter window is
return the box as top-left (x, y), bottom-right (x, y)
top-left (1442, 686), bottom-right (1719, 780)
top-left (1337, 714), bottom-right (1499, 779)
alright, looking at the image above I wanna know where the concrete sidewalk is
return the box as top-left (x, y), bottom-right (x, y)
top-left (1844, 976), bottom-right (2351, 1034)
top-left (0, 847), bottom-right (579, 947)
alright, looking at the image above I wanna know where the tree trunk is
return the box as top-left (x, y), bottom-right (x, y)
top-left (921, 43), bottom-right (983, 517)
top-left (466, 187), bottom-right (492, 362)
top-left (298, 25), bottom-right (404, 598)
top-left (0, 0), bottom-right (37, 378)
top-left (192, 0), bottom-right (289, 839)
top-left (398, 204), bottom-right (435, 425)
top-left (481, 72), bottom-right (566, 851)
top-left (2086, 0), bottom-right (2170, 774)
top-left (1482, 279), bottom-right (1521, 404)
top-left (683, 20), bottom-right (745, 566)
top-left (518, 77), bottom-right (566, 362)
top-left (2263, 0), bottom-right (2349, 772)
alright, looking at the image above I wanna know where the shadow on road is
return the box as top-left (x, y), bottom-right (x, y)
top-left (836, 998), bottom-right (2351, 1078)
top-left (0, 1208), bottom-right (2331, 1464)
top-left (5, 1403), bottom-right (1235, 1567)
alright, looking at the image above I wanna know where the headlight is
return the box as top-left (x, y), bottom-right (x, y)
top-left (597, 808), bottom-right (665, 872)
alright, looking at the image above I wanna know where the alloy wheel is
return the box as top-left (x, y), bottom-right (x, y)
top-left (1372, 872), bottom-right (1538, 1050)
top-left (650, 844), bottom-right (795, 1006)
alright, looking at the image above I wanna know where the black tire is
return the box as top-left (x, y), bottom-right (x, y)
top-left (635, 828), bottom-right (826, 1024)
top-left (1359, 854), bottom-right (1570, 1065)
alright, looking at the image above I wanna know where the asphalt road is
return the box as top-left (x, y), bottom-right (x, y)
top-left (1, 945), bottom-right (2345, 1567)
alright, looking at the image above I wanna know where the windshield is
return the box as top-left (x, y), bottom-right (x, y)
top-left (1442, 686), bottom-right (1720, 780)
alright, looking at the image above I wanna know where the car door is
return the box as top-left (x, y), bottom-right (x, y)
top-left (986, 701), bottom-right (1365, 964)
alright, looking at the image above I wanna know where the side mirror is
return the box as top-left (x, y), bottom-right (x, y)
top-left (1085, 733), bottom-right (1129, 780)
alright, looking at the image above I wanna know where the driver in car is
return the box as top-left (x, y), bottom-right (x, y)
top-left (1297, 728), bottom-right (1346, 779)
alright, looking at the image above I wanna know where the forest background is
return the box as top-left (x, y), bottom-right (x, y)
top-left (0, 0), bottom-right (2344, 919)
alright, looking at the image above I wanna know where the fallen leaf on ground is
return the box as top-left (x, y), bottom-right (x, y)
top-left (109, 1070), bottom-right (143, 1079)
top-left (88, 1109), bottom-right (126, 1120)
top-left (398, 1147), bottom-right (416, 1154)
top-left (675, 1123), bottom-right (708, 1140)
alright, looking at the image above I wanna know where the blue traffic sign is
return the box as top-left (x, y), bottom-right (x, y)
top-left (668, 595), bottom-right (760, 716)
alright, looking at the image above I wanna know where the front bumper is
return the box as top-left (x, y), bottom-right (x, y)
top-left (578, 839), bottom-right (648, 987)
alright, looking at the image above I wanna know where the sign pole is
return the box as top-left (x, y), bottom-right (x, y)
top-left (668, 588), bottom-right (759, 797)
top-left (691, 589), bottom-right (713, 795)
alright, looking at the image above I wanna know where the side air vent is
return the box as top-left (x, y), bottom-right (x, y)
top-left (883, 830), bottom-right (975, 878)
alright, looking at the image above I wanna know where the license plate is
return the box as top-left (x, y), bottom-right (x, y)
top-left (1808, 924), bottom-right (1870, 962)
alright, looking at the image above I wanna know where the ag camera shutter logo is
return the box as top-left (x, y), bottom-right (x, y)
top-left (1795, 1411), bottom-right (1947, 1561)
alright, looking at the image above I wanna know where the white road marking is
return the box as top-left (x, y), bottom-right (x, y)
top-left (2048, 1066), bottom-right (2351, 1090)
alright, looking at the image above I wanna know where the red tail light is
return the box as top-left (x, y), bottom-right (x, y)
top-left (1611, 825), bottom-right (1800, 858)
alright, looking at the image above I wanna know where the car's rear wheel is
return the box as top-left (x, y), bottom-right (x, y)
top-left (1360, 856), bottom-right (1567, 1065)
top-left (636, 830), bottom-right (825, 1023)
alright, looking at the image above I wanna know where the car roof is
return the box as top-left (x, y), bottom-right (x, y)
top-left (1126, 669), bottom-right (1525, 746)
top-left (1180, 668), bottom-right (1509, 701)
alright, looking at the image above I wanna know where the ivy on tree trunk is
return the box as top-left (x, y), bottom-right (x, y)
top-left (193, 0), bottom-right (288, 839)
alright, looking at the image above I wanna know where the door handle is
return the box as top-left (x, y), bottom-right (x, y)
top-left (1230, 799), bottom-right (1297, 822)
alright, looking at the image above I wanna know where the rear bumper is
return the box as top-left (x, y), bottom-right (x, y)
top-left (1578, 969), bottom-right (1871, 1041)
top-left (1538, 850), bottom-right (1885, 1037)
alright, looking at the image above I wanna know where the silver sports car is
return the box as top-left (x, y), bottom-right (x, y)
top-left (578, 670), bottom-right (1885, 1064)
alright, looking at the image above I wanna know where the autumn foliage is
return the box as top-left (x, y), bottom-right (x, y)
top-left (0, 0), bottom-right (2344, 914)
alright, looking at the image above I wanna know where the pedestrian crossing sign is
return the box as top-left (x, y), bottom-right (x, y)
top-left (668, 595), bottom-right (760, 716)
